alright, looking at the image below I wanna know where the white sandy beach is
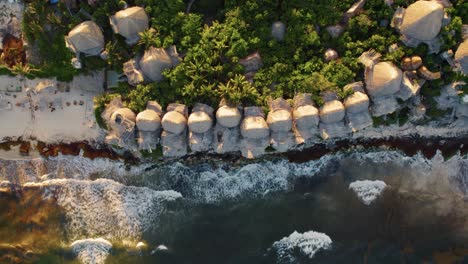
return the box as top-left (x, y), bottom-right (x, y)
top-left (0, 72), bottom-right (105, 143)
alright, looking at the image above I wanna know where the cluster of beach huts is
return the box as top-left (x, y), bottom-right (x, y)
top-left (100, 90), bottom-right (372, 159)
top-left (60, 1), bottom-right (468, 158)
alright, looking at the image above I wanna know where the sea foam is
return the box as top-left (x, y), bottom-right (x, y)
top-left (25, 179), bottom-right (181, 241)
top-left (271, 230), bottom-right (332, 263)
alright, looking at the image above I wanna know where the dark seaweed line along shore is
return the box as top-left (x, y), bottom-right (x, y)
top-left (1, 134), bottom-right (467, 167)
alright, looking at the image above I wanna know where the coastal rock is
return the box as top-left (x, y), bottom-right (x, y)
top-left (349, 180), bottom-right (387, 205)
top-left (71, 238), bottom-right (112, 264)
top-left (271, 230), bottom-right (332, 263)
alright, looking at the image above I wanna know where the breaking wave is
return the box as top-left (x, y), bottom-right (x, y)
top-left (270, 230), bottom-right (332, 263)
top-left (24, 179), bottom-right (181, 241)
top-left (70, 238), bottom-right (112, 264)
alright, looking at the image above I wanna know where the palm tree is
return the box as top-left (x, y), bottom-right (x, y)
top-left (138, 28), bottom-right (159, 49)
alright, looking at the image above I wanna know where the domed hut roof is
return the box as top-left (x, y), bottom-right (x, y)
top-left (65, 21), bottom-right (104, 56)
top-left (366, 62), bottom-right (402, 97)
top-left (109, 108), bottom-right (136, 132)
top-left (241, 107), bottom-right (269, 139)
top-left (293, 105), bottom-right (319, 129)
top-left (136, 109), bottom-right (161, 131)
top-left (267, 98), bottom-right (292, 132)
top-left (162, 111), bottom-right (187, 135)
top-left (319, 100), bottom-right (345, 124)
top-left (344, 92), bottom-right (369, 114)
top-left (455, 39), bottom-right (468, 74)
top-left (110, 6), bottom-right (149, 45)
top-left (267, 109), bottom-right (292, 132)
top-left (400, 1), bottom-right (444, 41)
top-left (139, 47), bottom-right (173, 82)
top-left (188, 111), bottom-right (213, 134)
top-left (216, 105), bottom-right (242, 128)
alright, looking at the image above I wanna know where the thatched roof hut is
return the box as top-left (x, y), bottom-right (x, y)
top-left (139, 47), bottom-right (173, 82)
top-left (455, 39), bottom-right (468, 74)
top-left (136, 109), bottom-right (161, 132)
top-left (344, 92), bottom-right (369, 114)
top-left (267, 98), bottom-right (292, 133)
top-left (188, 104), bottom-right (213, 134)
top-left (400, 1), bottom-right (444, 42)
top-left (319, 100), bottom-right (345, 124)
top-left (162, 111), bottom-right (187, 135)
top-left (109, 107), bottom-right (136, 134)
top-left (65, 21), bottom-right (104, 56)
top-left (110, 6), bottom-right (149, 45)
top-left (241, 107), bottom-right (269, 139)
top-left (293, 105), bottom-right (319, 129)
top-left (366, 62), bottom-right (402, 97)
top-left (216, 105), bottom-right (242, 128)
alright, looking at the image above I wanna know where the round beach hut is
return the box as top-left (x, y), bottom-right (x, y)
top-left (399, 1), bottom-right (444, 42)
top-left (139, 47), bottom-right (173, 82)
top-left (216, 105), bottom-right (242, 128)
top-left (365, 62), bottom-right (402, 98)
top-left (319, 100), bottom-right (345, 124)
top-left (110, 6), bottom-right (149, 45)
top-left (136, 109), bottom-right (161, 132)
top-left (161, 111), bottom-right (187, 135)
top-left (65, 21), bottom-right (104, 56)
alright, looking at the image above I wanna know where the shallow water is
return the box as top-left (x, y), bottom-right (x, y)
top-left (1, 150), bottom-right (468, 263)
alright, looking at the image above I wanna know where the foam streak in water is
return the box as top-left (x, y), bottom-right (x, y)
top-left (25, 179), bottom-right (181, 241)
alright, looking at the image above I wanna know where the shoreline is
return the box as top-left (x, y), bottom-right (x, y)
top-left (1, 124), bottom-right (467, 166)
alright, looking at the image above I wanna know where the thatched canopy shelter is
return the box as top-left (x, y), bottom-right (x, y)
top-left (400, 1), bottom-right (444, 42)
top-left (162, 111), bottom-right (187, 135)
top-left (65, 21), bottom-right (104, 56)
top-left (110, 6), bottom-right (149, 45)
top-left (344, 92), bottom-right (369, 114)
top-left (139, 47), bottom-right (173, 82)
top-left (241, 107), bottom-right (269, 139)
top-left (216, 105), bottom-right (242, 128)
top-left (365, 62), bottom-right (402, 98)
top-left (319, 100), bottom-right (345, 124)
top-left (136, 109), bottom-right (161, 131)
